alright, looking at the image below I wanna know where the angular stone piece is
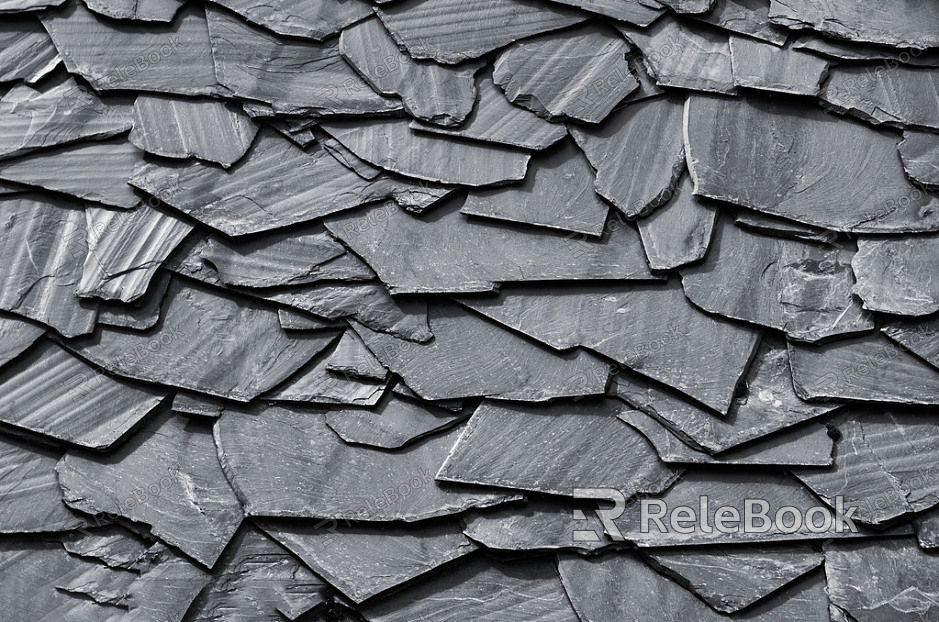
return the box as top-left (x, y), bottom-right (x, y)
top-left (915, 507), bottom-right (939, 549)
top-left (730, 36), bottom-right (830, 95)
top-left (685, 94), bottom-right (939, 232)
top-left (691, 0), bottom-right (789, 45)
top-left (278, 308), bottom-right (337, 332)
top-left (0, 16), bottom-right (60, 84)
top-left (319, 118), bottom-right (529, 186)
top-left (130, 94), bottom-right (257, 167)
top-left (258, 519), bottom-right (477, 603)
top-left (545, 0), bottom-right (663, 24)
top-left (661, 0), bottom-right (714, 13)
top-left (41, 0), bottom-right (220, 96)
top-left (852, 234), bottom-right (939, 316)
top-left (821, 64), bottom-right (939, 130)
top-left (375, 0), bottom-right (586, 64)
top-left (324, 329), bottom-right (387, 381)
top-left (214, 404), bottom-right (520, 520)
top-left (360, 556), bottom-right (581, 622)
top-left (791, 32), bottom-right (939, 65)
top-left (340, 17), bottom-right (480, 126)
top-left (60, 525), bottom-right (149, 569)
top-left (899, 130), bottom-right (939, 188)
top-left (769, 0), bottom-right (939, 50)
top-left (438, 399), bottom-right (679, 497)
top-left (83, 0), bottom-right (184, 21)
top-left (409, 71), bottom-right (568, 150)
top-left (636, 172), bottom-right (717, 270)
top-left (209, 0), bottom-right (372, 40)
top-left (325, 199), bottom-right (656, 295)
top-left (325, 395), bottom-right (466, 449)
top-left (68, 278), bottom-right (337, 402)
top-left (681, 218), bottom-right (873, 341)
top-left (789, 332), bottom-right (939, 405)
top-left (458, 280), bottom-right (760, 414)
top-left (492, 23), bottom-right (637, 123)
top-left (96, 269), bottom-right (170, 331)
top-left (460, 138), bottom-right (610, 235)
top-left (570, 95), bottom-right (686, 218)
top-left (206, 6), bottom-right (398, 116)
top-left (171, 391), bottom-right (226, 419)
top-left (734, 211), bottom-right (842, 245)
top-left (0, 314), bottom-right (45, 370)
top-left (646, 544), bottom-right (824, 613)
top-left (123, 542), bottom-right (212, 621)
top-left (351, 302), bottom-right (611, 401)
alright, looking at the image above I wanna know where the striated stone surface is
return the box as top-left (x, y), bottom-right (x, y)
top-left (899, 130), bottom-right (939, 188)
top-left (636, 172), bottom-right (717, 270)
top-left (325, 395), bottom-right (466, 450)
top-left (209, 0), bottom-right (372, 40)
top-left (821, 64), bottom-right (939, 130)
top-left (0, 16), bottom-right (60, 84)
top-left (730, 36), bottom-right (830, 95)
top-left (852, 234), bottom-right (939, 316)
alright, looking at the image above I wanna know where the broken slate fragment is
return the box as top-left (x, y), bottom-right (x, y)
top-left (685, 93), bottom-right (939, 233)
top-left (375, 0), bottom-right (586, 64)
top-left (899, 130), bottom-right (939, 188)
top-left (852, 234), bottom-right (939, 316)
top-left (96, 269), bottom-right (171, 331)
top-left (340, 17), bottom-right (480, 127)
top-left (690, 0), bottom-right (789, 45)
top-left (438, 399), bottom-right (680, 497)
top-left (730, 36), bottom-right (830, 95)
top-left (681, 218), bottom-right (874, 341)
top-left (351, 301), bottom-right (611, 401)
top-left (214, 404), bottom-right (521, 520)
top-left (60, 525), bottom-right (149, 569)
top-left (208, 0), bottom-right (372, 40)
top-left (324, 329), bottom-right (388, 381)
top-left (460, 138), bottom-right (610, 236)
top-left (660, 0), bottom-right (713, 12)
top-left (883, 316), bottom-right (939, 371)
top-left (545, 0), bottom-right (663, 25)
top-left (636, 171), bottom-right (717, 270)
top-left (492, 23), bottom-right (637, 123)
top-left (0, 16), bottom-right (60, 84)
top-left (278, 309), bottom-right (338, 332)
top-left (0, 314), bottom-right (45, 370)
top-left (83, 0), bottom-right (184, 22)
top-left (57, 411), bottom-right (244, 568)
top-left (570, 95), bottom-right (686, 218)
top-left (129, 94), bottom-right (257, 167)
top-left (171, 391), bottom-right (226, 419)
top-left (820, 64), bottom-right (939, 130)
top-left (325, 394), bottom-right (466, 449)
top-left (123, 542), bottom-right (212, 622)
top-left (734, 210), bottom-right (842, 245)
top-left (791, 32), bottom-right (939, 65)
top-left (258, 519), bottom-right (477, 603)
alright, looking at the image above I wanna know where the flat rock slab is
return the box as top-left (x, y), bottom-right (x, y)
top-left (214, 404), bottom-right (520, 520)
top-left (0, 314), bottom-right (45, 370)
top-left (660, 0), bottom-right (714, 13)
top-left (122, 542), bottom-right (213, 622)
top-left (570, 95), bottom-right (686, 218)
top-left (681, 218), bottom-right (873, 341)
top-left (375, 0), bottom-right (586, 64)
top-left (325, 329), bottom-right (388, 381)
top-left (545, 0), bottom-right (663, 24)
top-left (258, 519), bottom-right (477, 603)
top-left (821, 63), bottom-right (939, 130)
top-left (0, 16), bottom-right (60, 84)
top-left (852, 234), bottom-right (939, 315)
top-left (460, 137), bottom-right (610, 236)
top-left (645, 543), bottom-right (824, 613)
top-left (690, 0), bottom-right (789, 45)
top-left (492, 23), bottom-right (636, 123)
top-left (360, 556), bottom-right (581, 622)
top-left (95, 269), bottom-right (171, 331)
top-left (60, 525), bottom-right (149, 569)
top-left (325, 395), bottom-right (465, 449)
top-left (899, 130), bottom-right (939, 188)
top-left (340, 17), bottom-right (480, 127)
top-left (171, 391), bottom-right (226, 419)
top-left (350, 301), bottom-right (611, 401)
top-left (68, 277), bottom-right (337, 402)
top-left (685, 93), bottom-right (939, 232)
top-left (437, 399), bottom-right (680, 497)
top-left (769, 0), bottom-right (939, 50)
top-left (457, 280), bottom-right (760, 414)
top-left (730, 36), bottom-right (830, 95)
top-left (734, 210), bottom-right (842, 245)
top-left (83, 0), bottom-right (184, 22)
top-left (209, 0), bottom-right (372, 40)
top-left (825, 537), bottom-right (939, 622)
top-left (319, 118), bottom-right (530, 186)
top-left (324, 198), bottom-right (656, 295)
top-left (129, 94), bottom-right (257, 167)
top-left (636, 171), bottom-right (718, 270)
top-left (789, 331), bottom-right (939, 405)
top-left (57, 411), bottom-right (244, 568)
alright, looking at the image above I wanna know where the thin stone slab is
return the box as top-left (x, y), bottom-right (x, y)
top-left (0, 137), bottom-right (142, 208)
top-left (546, 0), bottom-right (663, 24)
top-left (0, 77), bottom-right (133, 160)
top-left (0, 340), bottom-right (166, 450)
top-left (171, 391), bottom-right (226, 419)
top-left (41, 0), bottom-right (220, 96)
top-left (825, 538), bottom-right (939, 622)
top-left (340, 17), bottom-right (480, 127)
top-left (636, 171), bottom-right (717, 270)
top-left (122, 542), bottom-right (212, 622)
top-left (734, 211), bottom-right (842, 244)
top-left (617, 20), bottom-right (736, 94)
top-left (214, 404), bottom-right (521, 521)
top-left (0, 16), bottom-right (61, 84)
top-left (460, 138), bottom-right (610, 236)
top-left (793, 409), bottom-right (939, 525)
top-left (96, 270), bottom-right (170, 331)
top-left (78, 204), bottom-right (193, 303)
top-left (351, 302), bottom-right (611, 401)
top-left (792, 33), bottom-right (939, 65)
top-left (899, 130), bottom-right (939, 188)
top-left (438, 399), bottom-right (680, 497)
top-left (325, 329), bottom-right (387, 381)
top-left (821, 64), bottom-right (939, 130)
top-left (768, 0), bottom-right (939, 50)
top-left (645, 544), bottom-right (824, 613)
top-left (690, 0), bottom-right (789, 45)
top-left (660, 0), bottom-right (713, 13)
top-left (685, 94), bottom-right (939, 232)
top-left (492, 23), bottom-right (637, 123)
top-left (570, 95), bottom-right (686, 218)
top-left (60, 525), bottom-right (149, 569)
top-left (681, 218), bottom-right (874, 341)
top-left (325, 199), bottom-right (656, 295)
top-left (883, 317), bottom-right (939, 371)
top-left (325, 395), bottom-right (466, 449)
top-left (458, 280), bottom-right (760, 414)
top-left (730, 36), bottom-right (830, 95)
top-left (83, 0), bottom-right (184, 21)
top-left (0, 314), bottom-right (45, 370)
top-left (319, 119), bottom-right (529, 186)
top-left (206, 6), bottom-right (399, 116)
top-left (612, 337), bottom-right (842, 453)
top-left (852, 235), bottom-right (939, 315)
top-left (258, 519), bottom-right (477, 603)
top-left (208, 0), bottom-right (372, 40)
top-left (409, 71), bottom-right (568, 150)
top-left (68, 277), bottom-right (338, 402)
top-left (789, 332), bottom-right (939, 405)
top-left (360, 556), bottom-right (581, 622)
top-left (375, 0), bottom-right (586, 65)
top-left (0, 436), bottom-right (88, 532)
top-left (130, 94), bottom-right (257, 167)
top-left (915, 507), bottom-right (939, 549)
top-left (278, 309), bottom-right (338, 332)
top-left (55, 560), bottom-right (138, 607)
